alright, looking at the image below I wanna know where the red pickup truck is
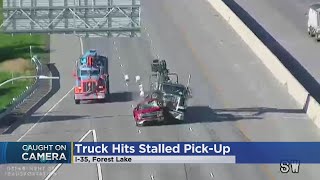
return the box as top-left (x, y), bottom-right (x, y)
top-left (133, 98), bottom-right (165, 126)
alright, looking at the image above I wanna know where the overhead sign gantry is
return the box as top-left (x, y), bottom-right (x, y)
top-left (0, 0), bottom-right (141, 37)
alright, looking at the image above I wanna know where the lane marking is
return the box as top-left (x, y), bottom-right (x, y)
top-left (17, 87), bottom-right (74, 142)
top-left (44, 37), bottom-right (86, 180)
top-left (138, 129), bottom-right (141, 134)
top-left (92, 129), bottom-right (103, 180)
top-left (189, 127), bottom-right (193, 132)
top-left (131, 104), bottom-right (134, 108)
top-left (113, 41), bottom-right (115, 45)
top-left (44, 129), bottom-right (93, 180)
top-left (44, 164), bottom-right (62, 180)
top-left (125, 82), bottom-right (128, 86)
top-left (78, 129), bottom-right (93, 142)
top-left (80, 37), bottom-right (84, 54)
top-left (159, 5), bottom-right (276, 178)
top-left (118, 57), bottom-right (121, 60)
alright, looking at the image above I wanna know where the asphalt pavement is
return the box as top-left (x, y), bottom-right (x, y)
top-left (228, 0), bottom-right (320, 100)
top-left (0, 0), bottom-right (320, 180)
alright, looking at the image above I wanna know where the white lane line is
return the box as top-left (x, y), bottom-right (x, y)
top-left (210, 172), bottom-right (214, 178)
top-left (150, 174), bottom-right (155, 180)
top-left (44, 129), bottom-right (93, 180)
top-left (131, 104), bottom-right (134, 108)
top-left (80, 37), bottom-right (84, 54)
top-left (92, 128), bottom-right (99, 143)
top-left (113, 41), bottom-right (116, 45)
top-left (78, 129), bottom-right (93, 142)
top-left (118, 57), bottom-right (121, 60)
top-left (125, 82), bottom-right (128, 86)
top-left (44, 164), bottom-right (62, 180)
top-left (92, 129), bottom-right (103, 180)
top-left (17, 87), bottom-right (74, 142)
top-left (138, 129), bottom-right (141, 134)
top-left (189, 127), bottom-right (193, 132)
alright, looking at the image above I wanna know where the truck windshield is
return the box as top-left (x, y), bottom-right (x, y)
top-left (81, 70), bottom-right (99, 76)
top-left (162, 84), bottom-right (185, 95)
top-left (81, 70), bottom-right (89, 76)
top-left (91, 70), bottom-right (99, 76)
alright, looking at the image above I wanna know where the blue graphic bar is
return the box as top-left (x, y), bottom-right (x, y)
top-left (0, 142), bottom-right (319, 164)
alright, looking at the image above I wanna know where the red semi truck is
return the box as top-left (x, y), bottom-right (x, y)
top-left (73, 50), bottom-right (109, 104)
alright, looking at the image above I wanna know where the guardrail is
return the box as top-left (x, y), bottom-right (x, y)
top-left (0, 46), bottom-right (58, 120)
top-left (0, 54), bottom-right (41, 120)
top-left (207, 0), bottom-right (320, 128)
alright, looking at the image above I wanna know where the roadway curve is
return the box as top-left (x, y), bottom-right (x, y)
top-left (0, 0), bottom-right (320, 179)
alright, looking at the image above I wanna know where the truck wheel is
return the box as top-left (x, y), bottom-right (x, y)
top-left (309, 27), bottom-right (315, 37)
top-left (316, 34), bottom-right (320, 41)
top-left (308, 26), bottom-right (312, 36)
top-left (107, 83), bottom-right (110, 94)
top-left (75, 100), bottom-right (80, 104)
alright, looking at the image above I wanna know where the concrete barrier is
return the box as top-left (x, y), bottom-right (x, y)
top-left (207, 0), bottom-right (320, 128)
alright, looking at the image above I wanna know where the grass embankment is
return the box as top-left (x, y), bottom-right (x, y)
top-left (0, 0), bottom-right (49, 112)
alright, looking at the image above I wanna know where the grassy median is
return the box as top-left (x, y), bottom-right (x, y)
top-left (0, 0), bottom-right (49, 112)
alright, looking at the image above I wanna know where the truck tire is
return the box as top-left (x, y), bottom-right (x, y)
top-left (316, 34), bottom-right (320, 42)
top-left (312, 28), bottom-right (316, 37)
top-left (308, 26), bottom-right (313, 36)
top-left (309, 27), bottom-right (315, 37)
top-left (107, 80), bottom-right (110, 94)
top-left (75, 100), bottom-right (80, 104)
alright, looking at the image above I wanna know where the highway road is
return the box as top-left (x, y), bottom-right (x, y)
top-left (229, 0), bottom-right (320, 97)
top-left (1, 0), bottom-right (320, 179)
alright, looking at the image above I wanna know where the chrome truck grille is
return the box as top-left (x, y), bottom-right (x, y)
top-left (82, 81), bottom-right (97, 93)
